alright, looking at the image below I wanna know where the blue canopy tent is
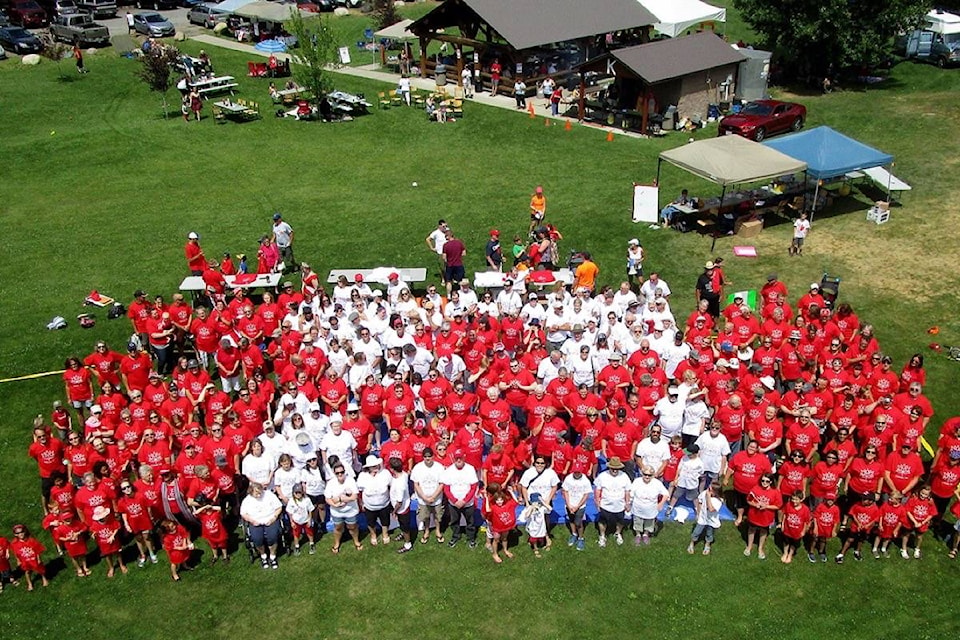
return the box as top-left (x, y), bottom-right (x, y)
top-left (764, 126), bottom-right (894, 219)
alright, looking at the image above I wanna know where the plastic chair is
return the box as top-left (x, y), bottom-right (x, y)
top-left (378, 91), bottom-right (391, 109)
top-left (213, 106), bottom-right (226, 124)
top-left (247, 61), bottom-right (258, 77)
top-left (452, 98), bottom-right (463, 118)
top-left (390, 89), bottom-right (403, 106)
top-left (413, 91), bottom-right (425, 108)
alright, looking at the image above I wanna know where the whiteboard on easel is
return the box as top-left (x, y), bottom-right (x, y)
top-left (338, 47), bottom-right (351, 65)
top-left (633, 184), bottom-right (659, 223)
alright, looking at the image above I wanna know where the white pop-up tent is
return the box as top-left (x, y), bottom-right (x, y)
top-left (639, 0), bottom-right (726, 38)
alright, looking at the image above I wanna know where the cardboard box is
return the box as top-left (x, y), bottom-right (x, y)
top-left (737, 219), bottom-right (763, 238)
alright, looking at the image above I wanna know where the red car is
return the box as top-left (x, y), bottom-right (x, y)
top-left (718, 100), bottom-right (806, 142)
top-left (8, 0), bottom-right (48, 27)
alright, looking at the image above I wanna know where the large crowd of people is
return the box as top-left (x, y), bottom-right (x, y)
top-left (6, 211), bottom-right (960, 592)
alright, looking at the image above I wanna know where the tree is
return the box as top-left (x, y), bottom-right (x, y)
top-left (40, 38), bottom-right (70, 80)
top-left (372, 0), bottom-right (400, 31)
top-left (287, 10), bottom-right (337, 109)
top-left (137, 44), bottom-right (182, 118)
top-left (733, 0), bottom-right (928, 78)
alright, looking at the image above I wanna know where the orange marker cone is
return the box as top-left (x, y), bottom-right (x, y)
top-left (545, 117), bottom-right (551, 127)
top-left (606, 131), bottom-right (615, 142)
top-left (564, 120), bottom-right (572, 131)
top-left (527, 102), bottom-right (535, 117)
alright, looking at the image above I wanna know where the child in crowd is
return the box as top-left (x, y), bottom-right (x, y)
top-left (874, 491), bottom-right (906, 558)
top-left (809, 492), bottom-right (841, 563)
top-left (521, 492), bottom-right (550, 558)
top-left (903, 485), bottom-right (937, 559)
top-left (666, 444), bottom-right (703, 517)
top-left (195, 495), bottom-right (230, 562)
top-left (10, 524), bottom-right (48, 590)
top-left (836, 493), bottom-right (880, 563)
top-left (689, 482), bottom-right (722, 555)
top-left (485, 483), bottom-right (518, 563)
top-left (51, 511), bottom-right (90, 577)
top-left (779, 491), bottom-right (811, 564)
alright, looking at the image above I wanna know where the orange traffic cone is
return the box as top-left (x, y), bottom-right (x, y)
top-left (564, 120), bottom-right (572, 131)
top-left (528, 102), bottom-right (535, 118)
top-left (545, 117), bottom-right (551, 127)
top-left (606, 131), bottom-right (615, 142)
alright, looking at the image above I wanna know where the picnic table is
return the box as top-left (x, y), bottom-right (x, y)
top-left (327, 268), bottom-right (427, 285)
top-left (214, 100), bottom-right (247, 115)
top-left (473, 269), bottom-right (574, 291)
top-left (190, 75), bottom-right (238, 99)
top-left (178, 273), bottom-right (282, 292)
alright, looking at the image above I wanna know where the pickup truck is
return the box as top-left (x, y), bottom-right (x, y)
top-left (76, 0), bottom-right (116, 19)
top-left (49, 13), bottom-right (109, 45)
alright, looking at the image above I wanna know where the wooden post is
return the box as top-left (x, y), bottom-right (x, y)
top-left (578, 75), bottom-right (586, 122)
top-left (641, 88), bottom-right (649, 135)
top-left (456, 45), bottom-right (463, 87)
top-left (419, 36), bottom-right (428, 78)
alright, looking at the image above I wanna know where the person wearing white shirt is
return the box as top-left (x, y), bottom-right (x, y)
top-left (299, 455), bottom-right (327, 528)
top-left (241, 439), bottom-right (276, 489)
top-left (441, 453), bottom-right (479, 547)
top-left (386, 274), bottom-right (409, 305)
top-left (351, 280), bottom-right (374, 301)
top-left (286, 431), bottom-right (318, 469)
top-left (520, 294), bottom-right (547, 325)
top-left (560, 328), bottom-right (590, 361)
top-left (402, 344), bottom-right (435, 379)
top-left (496, 280), bottom-right (523, 315)
top-left (356, 456), bottom-right (393, 546)
top-left (457, 280), bottom-right (479, 311)
top-left (561, 466), bottom-right (593, 548)
top-left (273, 453), bottom-right (301, 503)
top-left (590, 338), bottom-right (614, 377)
top-left (320, 416), bottom-right (358, 477)
top-left (613, 282), bottom-right (638, 314)
top-left (653, 389), bottom-right (686, 439)
top-left (640, 273), bottom-right (671, 300)
top-left (352, 328), bottom-right (384, 371)
top-left (681, 395), bottom-right (710, 446)
top-left (545, 304), bottom-right (571, 350)
top-left (286, 486), bottom-right (316, 554)
top-left (518, 455), bottom-right (561, 506)
top-left (240, 482), bottom-right (284, 568)
top-left (635, 427), bottom-right (672, 478)
top-left (435, 352), bottom-right (466, 384)
top-left (274, 385), bottom-right (312, 432)
top-left (384, 324), bottom-right (415, 352)
top-left (628, 467), bottom-right (668, 543)
top-left (594, 458), bottom-right (631, 547)
top-left (569, 345), bottom-right (596, 387)
top-left (388, 459), bottom-right (414, 553)
top-left (324, 460), bottom-right (362, 552)
top-left (325, 340), bottom-right (351, 377)
top-left (694, 423), bottom-right (731, 487)
top-left (666, 445), bottom-right (706, 516)
top-left (346, 355), bottom-right (374, 394)
top-left (411, 447), bottom-right (446, 543)
top-left (661, 334), bottom-right (692, 380)
top-left (536, 352), bottom-right (564, 385)
top-left (647, 324), bottom-right (674, 357)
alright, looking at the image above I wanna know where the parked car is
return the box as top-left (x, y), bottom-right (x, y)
top-left (187, 4), bottom-right (226, 28)
top-left (77, 0), bottom-right (116, 19)
top-left (335, 0), bottom-right (360, 7)
top-left (134, 0), bottom-right (177, 10)
top-left (717, 100), bottom-right (806, 142)
top-left (0, 11), bottom-right (8, 27)
top-left (7, 0), bottom-right (48, 27)
top-left (52, 0), bottom-right (80, 17)
top-left (132, 11), bottom-right (174, 37)
top-left (0, 43), bottom-right (6, 59)
top-left (0, 25), bottom-right (44, 53)
top-left (49, 13), bottom-right (110, 45)
top-left (897, 10), bottom-right (960, 68)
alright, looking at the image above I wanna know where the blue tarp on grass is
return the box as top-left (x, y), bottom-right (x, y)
top-left (763, 126), bottom-right (893, 180)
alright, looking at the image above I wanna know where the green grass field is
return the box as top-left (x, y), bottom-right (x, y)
top-left (0, 9), bottom-right (959, 639)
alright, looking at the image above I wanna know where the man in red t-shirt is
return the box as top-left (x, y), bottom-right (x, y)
top-left (184, 232), bottom-right (207, 275)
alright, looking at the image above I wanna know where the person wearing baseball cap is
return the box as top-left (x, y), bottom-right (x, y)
top-left (562, 461), bottom-right (593, 550)
top-left (271, 211), bottom-right (294, 274)
top-left (185, 231), bottom-right (206, 275)
top-left (485, 229), bottom-right (503, 272)
top-left (695, 262), bottom-right (721, 319)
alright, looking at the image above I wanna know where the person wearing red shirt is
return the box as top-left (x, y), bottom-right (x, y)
top-left (898, 353), bottom-right (926, 392)
top-left (565, 385), bottom-right (605, 426)
top-left (188, 307), bottom-right (220, 369)
top-left (744, 474), bottom-right (780, 559)
top-left (533, 406), bottom-right (567, 458)
top-left (499, 359), bottom-right (536, 423)
top-left (597, 353), bottom-right (631, 401)
top-left (64, 431), bottom-right (96, 482)
top-left (903, 486), bottom-right (937, 559)
top-left (380, 427), bottom-right (413, 472)
top-left (524, 385), bottom-right (557, 432)
top-left (481, 445), bottom-right (515, 488)
top-left (810, 451), bottom-right (844, 501)
top-left (419, 369), bottom-right (452, 417)
top-left (406, 419), bottom-right (437, 465)
top-left (785, 412), bottom-right (819, 462)
top-left (318, 369), bottom-right (349, 416)
top-left (797, 283), bottom-right (826, 320)
top-left (748, 404), bottom-right (782, 460)
top-left (714, 395), bottom-right (746, 453)
top-left (776, 333), bottom-right (804, 386)
top-left (453, 418), bottom-right (486, 469)
top-left (160, 518), bottom-right (194, 582)
top-left (883, 443), bottom-right (924, 496)
top-left (778, 491), bottom-right (811, 564)
top-left (343, 405), bottom-right (375, 458)
top-left (203, 385), bottom-right (232, 427)
top-left (84, 341), bottom-right (123, 388)
top-left (859, 413), bottom-right (896, 462)
top-left (384, 383), bottom-right (417, 431)
top-left (725, 441), bottom-right (773, 526)
top-left (73, 472), bottom-right (113, 524)
top-left (929, 451), bottom-right (960, 521)
top-left (233, 389), bottom-right (266, 437)
top-left (127, 289), bottom-right (152, 341)
top-left (829, 395), bottom-right (861, 442)
top-left (845, 447), bottom-right (884, 503)
top-left (822, 428), bottom-right (858, 472)
top-left (137, 428), bottom-right (172, 470)
top-left (184, 232), bottom-right (207, 274)
top-left (806, 379), bottom-right (836, 424)
top-left (117, 480), bottom-right (158, 566)
top-left (836, 493), bottom-right (880, 563)
top-left (359, 374), bottom-right (387, 425)
top-left (28, 426), bottom-right (67, 502)
top-left (602, 408), bottom-right (639, 472)
top-left (478, 387), bottom-right (511, 436)
top-left (810, 492), bottom-right (841, 562)
top-left (62, 357), bottom-right (94, 420)
top-left (873, 491), bottom-right (907, 558)
top-left (119, 344), bottom-right (152, 394)
top-left (869, 357), bottom-right (900, 399)
top-left (10, 525), bottom-right (48, 590)
top-left (202, 424), bottom-right (241, 474)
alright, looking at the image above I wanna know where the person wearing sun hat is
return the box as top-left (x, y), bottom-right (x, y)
top-left (695, 261), bottom-right (721, 319)
top-left (593, 457), bottom-right (631, 547)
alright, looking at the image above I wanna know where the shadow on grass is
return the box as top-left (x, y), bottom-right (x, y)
top-left (55, 75), bottom-right (79, 84)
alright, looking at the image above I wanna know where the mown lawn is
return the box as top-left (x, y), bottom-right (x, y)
top-left (0, 20), bottom-right (958, 640)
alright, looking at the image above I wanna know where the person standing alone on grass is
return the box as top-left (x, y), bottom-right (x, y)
top-left (272, 212), bottom-right (294, 273)
top-left (426, 219), bottom-right (448, 277)
top-left (189, 87), bottom-right (202, 121)
top-left (74, 44), bottom-right (87, 74)
top-left (514, 77), bottom-right (526, 110)
top-left (791, 211), bottom-right (810, 256)
top-left (126, 11), bottom-right (135, 35)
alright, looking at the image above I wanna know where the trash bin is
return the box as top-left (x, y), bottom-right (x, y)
top-left (820, 273), bottom-right (841, 309)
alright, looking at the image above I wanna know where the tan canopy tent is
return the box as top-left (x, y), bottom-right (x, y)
top-left (658, 135), bottom-right (807, 186)
top-left (234, 1), bottom-right (306, 22)
top-left (374, 18), bottom-right (417, 41)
